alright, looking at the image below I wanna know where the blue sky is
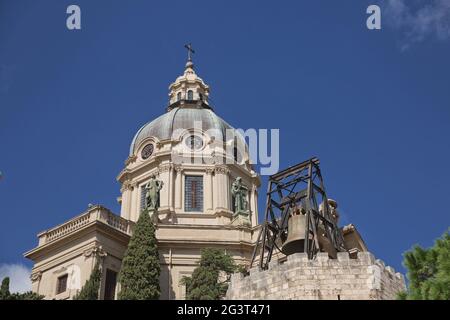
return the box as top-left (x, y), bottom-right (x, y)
top-left (1, 0), bottom-right (449, 288)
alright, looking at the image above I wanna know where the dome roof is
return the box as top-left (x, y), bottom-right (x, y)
top-left (129, 104), bottom-right (234, 155)
top-left (130, 54), bottom-right (244, 156)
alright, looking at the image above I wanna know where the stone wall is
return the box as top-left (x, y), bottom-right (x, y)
top-left (226, 251), bottom-right (406, 300)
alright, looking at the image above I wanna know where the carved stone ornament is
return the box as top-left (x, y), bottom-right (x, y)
top-left (214, 166), bottom-right (229, 175)
top-left (30, 271), bottom-right (42, 282)
top-left (125, 155), bottom-right (137, 166)
top-left (159, 164), bottom-right (172, 173)
top-left (120, 180), bottom-right (133, 192)
top-left (83, 245), bottom-right (107, 258)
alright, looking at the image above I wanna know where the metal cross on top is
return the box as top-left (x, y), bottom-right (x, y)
top-left (184, 43), bottom-right (195, 61)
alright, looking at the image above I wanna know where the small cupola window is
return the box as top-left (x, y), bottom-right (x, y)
top-left (177, 92), bottom-right (181, 101)
top-left (187, 90), bottom-right (193, 100)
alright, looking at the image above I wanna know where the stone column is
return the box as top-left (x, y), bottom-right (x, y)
top-left (158, 164), bottom-right (171, 210)
top-left (224, 170), bottom-right (230, 210)
top-left (169, 165), bottom-right (174, 210)
top-left (214, 166), bottom-right (230, 209)
top-left (174, 166), bottom-right (183, 210)
top-left (205, 168), bottom-right (214, 211)
top-left (129, 183), bottom-right (138, 222)
top-left (30, 271), bottom-right (42, 295)
top-left (120, 182), bottom-right (132, 220)
top-left (251, 185), bottom-right (258, 226)
top-left (215, 168), bottom-right (223, 209)
top-left (213, 169), bottom-right (219, 211)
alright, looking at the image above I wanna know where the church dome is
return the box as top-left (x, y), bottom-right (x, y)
top-left (129, 104), bottom-right (234, 155)
top-left (130, 54), bottom-right (242, 156)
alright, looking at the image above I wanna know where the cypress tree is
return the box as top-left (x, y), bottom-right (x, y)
top-left (118, 209), bottom-right (160, 300)
top-left (0, 277), bottom-right (44, 300)
top-left (182, 248), bottom-right (236, 300)
top-left (0, 277), bottom-right (10, 300)
top-left (74, 260), bottom-right (102, 300)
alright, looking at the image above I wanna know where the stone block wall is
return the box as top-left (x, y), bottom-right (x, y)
top-left (226, 252), bottom-right (406, 300)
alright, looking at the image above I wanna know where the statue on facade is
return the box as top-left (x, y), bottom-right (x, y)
top-left (231, 177), bottom-right (249, 215)
top-left (145, 174), bottom-right (164, 212)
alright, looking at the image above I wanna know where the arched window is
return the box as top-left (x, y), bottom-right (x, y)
top-left (177, 92), bottom-right (181, 101)
top-left (187, 90), bottom-right (193, 100)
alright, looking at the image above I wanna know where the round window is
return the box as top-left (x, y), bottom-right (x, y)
top-left (185, 135), bottom-right (203, 150)
top-left (141, 144), bottom-right (154, 159)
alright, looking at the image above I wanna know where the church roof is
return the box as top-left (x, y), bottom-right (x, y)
top-left (129, 104), bottom-right (235, 155)
top-left (129, 49), bottom-right (243, 156)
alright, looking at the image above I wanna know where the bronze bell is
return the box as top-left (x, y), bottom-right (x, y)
top-left (282, 207), bottom-right (312, 255)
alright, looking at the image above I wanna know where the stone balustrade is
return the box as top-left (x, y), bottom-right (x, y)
top-left (38, 205), bottom-right (132, 245)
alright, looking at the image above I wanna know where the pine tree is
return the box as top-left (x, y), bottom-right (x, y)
top-left (74, 260), bottom-right (102, 300)
top-left (182, 248), bottom-right (236, 300)
top-left (118, 209), bottom-right (160, 300)
top-left (399, 229), bottom-right (450, 300)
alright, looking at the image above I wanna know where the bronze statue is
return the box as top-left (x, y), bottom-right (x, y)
top-left (231, 177), bottom-right (249, 214)
top-left (145, 174), bottom-right (164, 211)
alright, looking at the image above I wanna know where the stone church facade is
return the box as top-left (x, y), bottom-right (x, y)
top-left (24, 57), bottom-right (405, 300)
top-left (24, 58), bottom-right (260, 300)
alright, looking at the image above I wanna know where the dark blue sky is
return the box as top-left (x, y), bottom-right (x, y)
top-left (1, 0), bottom-right (449, 275)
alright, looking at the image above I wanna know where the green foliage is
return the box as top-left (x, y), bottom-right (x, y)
top-left (74, 260), bottom-right (102, 300)
top-left (0, 277), bottom-right (44, 300)
top-left (118, 210), bottom-right (160, 300)
top-left (396, 291), bottom-right (408, 300)
top-left (236, 264), bottom-right (248, 275)
top-left (401, 229), bottom-right (450, 300)
top-left (182, 248), bottom-right (236, 300)
top-left (9, 291), bottom-right (44, 300)
top-left (0, 277), bottom-right (10, 300)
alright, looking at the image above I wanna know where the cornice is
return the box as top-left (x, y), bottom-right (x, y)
top-left (156, 222), bottom-right (253, 232)
top-left (157, 239), bottom-right (255, 251)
